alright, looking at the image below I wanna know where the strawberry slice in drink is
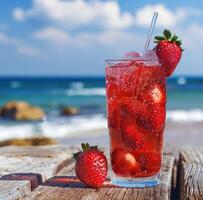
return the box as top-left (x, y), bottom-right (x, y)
top-left (144, 84), bottom-right (166, 132)
top-left (121, 123), bottom-right (144, 149)
top-left (135, 65), bottom-right (166, 98)
top-left (137, 75), bottom-right (166, 133)
top-left (111, 148), bottom-right (140, 177)
top-left (150, 84), bottom-right (166, 104)
top-left (133, 151), bottom-right (161, 177)
top-left (120, 98), bottom-right (154, 132)
top-left (120, 98), bottom-right (147, 119)
top-left (142, 83), bottom-right (166, 107)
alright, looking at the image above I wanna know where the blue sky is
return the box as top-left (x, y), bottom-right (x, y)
top-left (0, 0), bottom-right (203, 76)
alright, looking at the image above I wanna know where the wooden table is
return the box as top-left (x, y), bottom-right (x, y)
top-left (179, 146), bottom-right (203, 200)
top-left (0, 145), bottom-right (202, 200)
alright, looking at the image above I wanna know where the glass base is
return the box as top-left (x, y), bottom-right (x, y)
top-left (111, 173), bottom-right (161, 188)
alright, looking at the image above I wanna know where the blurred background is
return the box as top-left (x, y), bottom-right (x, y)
top-left (0, 0), bottom-right (203, 147)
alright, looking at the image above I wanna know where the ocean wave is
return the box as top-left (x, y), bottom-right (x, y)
top-left (1, 109), bottom-right (203, 141)
top-left (0, 124), bottom-right (36, 141)
top-left (167, 109), bottom-right (203, 122)
top-left (0, 114), bottom-right (107, 141)
top-left (66, 87), bottom-right (106, 96)
top-left (40, 115), bottom-right (107, 137)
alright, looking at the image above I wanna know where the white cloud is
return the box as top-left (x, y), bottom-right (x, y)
top-left (181, 23), bottom-right (203, 50)
top-left (13, 0), bottom-right (133, 29)
top-left (73, 31), bottom-right (128, 47)
top-left (0, 32), bottom-right (42, 57)
top-left (13, 8), bottom-right (27, 21)
top-left (13, 1), bottom-right (201, 30)
top-left (34, 27), bottom-right (70, 45)
top-left (11, 1), bottom-right (203, 56)
top-left (134, 4), bottom-right (201, 28)
top-left (94, 30), bottom-right (143, 47)
top-left (32, 26), bottom-right (144, 49)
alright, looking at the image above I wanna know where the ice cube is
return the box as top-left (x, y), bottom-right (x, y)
top-left (123, 51), bottom-right (141, 59)
top-left (141, 50), bottom-right (160, 66)
top-left (142, 50), bottom-right (159, 61)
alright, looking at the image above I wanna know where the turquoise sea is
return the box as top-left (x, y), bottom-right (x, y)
top-left (0, 76), bottom-right (203, 141)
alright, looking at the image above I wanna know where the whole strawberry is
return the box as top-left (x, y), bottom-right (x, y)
top-left (74, 143), bottom-right (108, 188)
top-left (154, 29), bottom-right (183, 77)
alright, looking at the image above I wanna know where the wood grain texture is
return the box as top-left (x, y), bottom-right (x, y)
top-left (24, 152), bottom-right (175, 200)
top-left (0, 173), bottom-right (42, 191)
top-left (179, 146), bottom-right (203, 200)
top-left (0, 145), bottom-right (79, 181)
top-left (0, 180), bottom-right (31, 200)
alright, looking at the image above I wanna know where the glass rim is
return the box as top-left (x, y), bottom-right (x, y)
top-left (105, 59), bottom-right (153, 62)
top-left (105, 59), bottom-right (162, 66)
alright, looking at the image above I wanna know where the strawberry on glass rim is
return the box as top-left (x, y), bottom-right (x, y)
top-left (154, 29), bottom-right (183, 77)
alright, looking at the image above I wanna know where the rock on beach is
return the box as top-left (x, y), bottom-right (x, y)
top-left (0, 101), bottom-right (44, 121)
top-left (61, 106), bottom-right (80, 116)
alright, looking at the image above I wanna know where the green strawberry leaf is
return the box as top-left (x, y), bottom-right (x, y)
top-left (154, 40), bottom-right (159, 43)
top-left (171, 34), bottom-right (178, 42)
top-left (154, 36), bottom-right (165, 41)
top-left (154, 29), bottom-right (183, 51)
top-left (81, 143), bottom-right (99, 151)
top-left (73, 143), bottom-right (99, 160)
top-left (176, 40), bottom-right (182, 46)
top-left (73, 151), bottom-right (82, 160)
top-left (163, 29), bottom-right (172, 40)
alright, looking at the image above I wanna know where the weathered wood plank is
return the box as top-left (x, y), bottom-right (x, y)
top-left (0, 180), bottom-right (31, 200)
top-left (0, 145), bottom-right (79, 181)
top-left (0, 173), bottom-right (42, 191)
top-left (179, 146), bottom-right (203, 200)
top-left (24, 152), bottom-right (175, 200)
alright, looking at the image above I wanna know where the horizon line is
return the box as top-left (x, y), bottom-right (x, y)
top-left (0, 75), bottom-right (203, 78)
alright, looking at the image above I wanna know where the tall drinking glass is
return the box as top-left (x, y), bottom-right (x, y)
top-left (105, 58), bottom-right (166, 187)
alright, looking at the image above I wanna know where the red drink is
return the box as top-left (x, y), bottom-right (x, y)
top-left (106, 59), bottom-right (166, 187)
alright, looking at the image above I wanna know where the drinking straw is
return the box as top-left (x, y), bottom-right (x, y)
top-left (142, 12), bottom-right (158, 56)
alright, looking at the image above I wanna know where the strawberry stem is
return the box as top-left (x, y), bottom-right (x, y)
top-left (73, 143), bottom-right (100, 160)
top-left (81, 143), bottom-right (90, 151)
